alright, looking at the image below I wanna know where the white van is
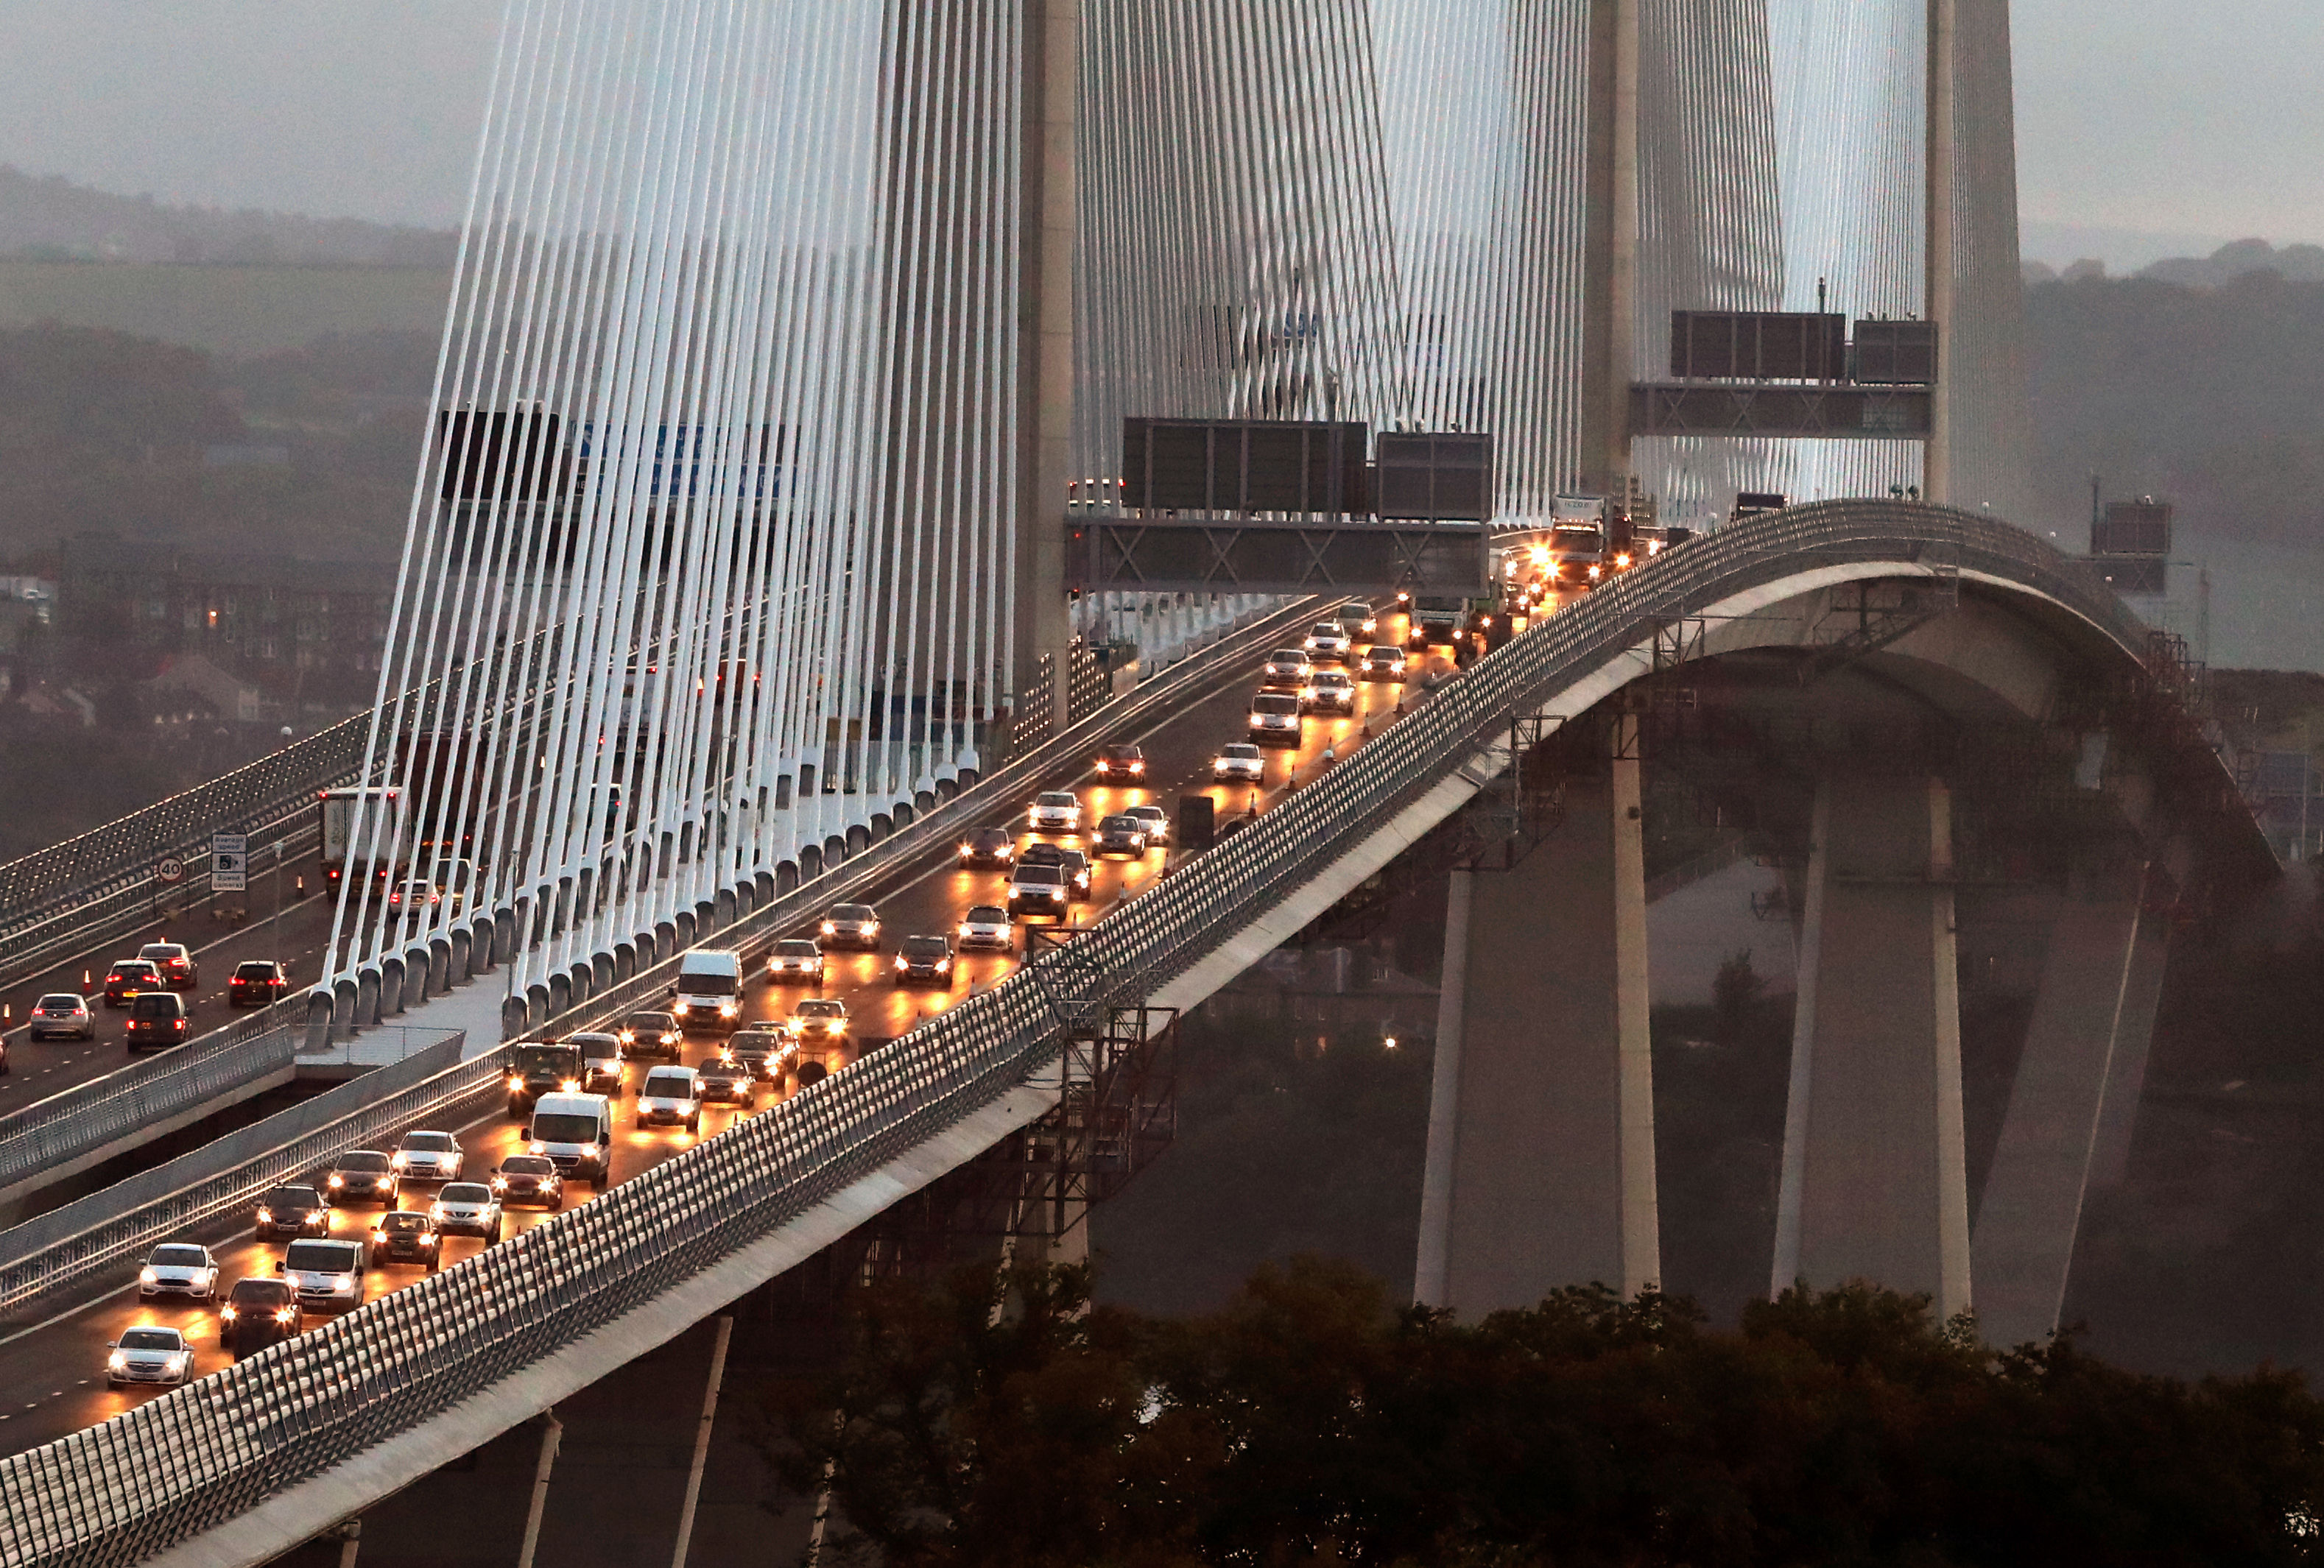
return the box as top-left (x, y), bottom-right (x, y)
top-left (671, 949), bottom-right (744, 1033)
top-left (636, 1066), bottom-right (703, 1133)
top-left (522, 1091), bottom-right (616, 1182)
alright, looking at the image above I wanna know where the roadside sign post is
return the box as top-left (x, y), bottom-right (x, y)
top-left (155, 853), bottom-right (185, 919)
top-left (212, 832), bottom-right (250, 923)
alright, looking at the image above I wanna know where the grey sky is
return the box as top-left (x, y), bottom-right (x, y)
top-left (0, 1), bottom-right (2317, 264)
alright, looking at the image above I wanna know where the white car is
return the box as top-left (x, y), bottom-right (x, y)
top-left (28, 992), bottom-right (94, 1041)
top-left (788, 997), bottom-right (851, 1041)
top-left (106, 1327), bottom-right (193, 1389)
top-left (431, 1182), bottom-right (504, 1243)
top-left (1027, 791), bottom-right (1081, 833)
top-left (1301, 621), bottom-right (1352, 660)
top-left (1212, 743), bottom-right (1266, 783)
top-left (636, 1065), bottom-right (703, 1132)
top-left (387, 878), bottom-right (442, 923)
top-left (138, 1243), bottom-right (219, 1302)
top-left (390, 1130), bottom-right (464, 1183)
top-left (957, 905), bottom-right (1013, 952)
top-left (280, 1238), bottom-right (366, 1315)
top-left (1124, 804), bottom-right (1169, 846)
top-left (1300, 670), bottom-right (1357, 714)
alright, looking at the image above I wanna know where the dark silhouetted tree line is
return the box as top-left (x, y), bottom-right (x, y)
top-left (763, 1257), bottom-right (2324, 1568)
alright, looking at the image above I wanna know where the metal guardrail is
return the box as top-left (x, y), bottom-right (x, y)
top-left (0, 506), bottom-right (2233, 1567)
top-left (0, 1030), bottom-right (469, 1323)
top-left (0, 995), bottom-right (316, 1193)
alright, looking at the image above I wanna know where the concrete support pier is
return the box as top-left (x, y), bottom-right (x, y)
top-left (1415, 721), bottom-right (1658, 1313)
top-left (1771, 775), bottom-right (1971, 1319)
top-left (1973, 867), bottom-right (2165, 1346)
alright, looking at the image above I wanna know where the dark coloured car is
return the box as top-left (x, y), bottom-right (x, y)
top-left (138, 942), bottom-right (198, 989)
top-left (956, 825), bottom-right (1015, 869)
top-left (367, 1210), bottom-right (442, 1271)
top-left (1094, 742), bottom-right (1147, 780)
top-left (617, 1011), bottom-right (682, 1062)
top-left (697, 1056), bottom-right (757, 1108)
top-left (229, 960), bottom-right (290, 1007)
top-left (491, 1155), bottom-right (565, 1210)
top-left (253, 1184), bottom-right (331, 1241)
top-left (725, 1025), bottom-right (792, 1083)
top-left (219, 1276), bottom-right (302, 1359)
top-left (506, 1041), bottom-right (584, 1114)
top-left (103, 959), bottom-right (163, 1007)
top-left (575, 1031), bottom-right (624, 1095)
top-left (1094, 815), bottom-right (1151, 858)
top-left (27, 993), bottom-right (94, 1041)
top-left (126, 991), bottom-right (191, 1051)
top-left (893, 935), bottom-right (955, 986)
top-left (324, 1150), bottom-right (398, 1207)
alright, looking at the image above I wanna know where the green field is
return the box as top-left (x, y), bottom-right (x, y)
top-left (0, 260), bottom-right (451, 353)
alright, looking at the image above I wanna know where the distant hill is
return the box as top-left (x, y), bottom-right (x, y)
top-left (0, 164), bottom-right (456, 268)
top-left (2025, 236), bottom-right (2324, 289)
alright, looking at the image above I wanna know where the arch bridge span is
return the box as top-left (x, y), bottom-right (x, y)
top-left (0, 503), bottom-right (2267, 1568)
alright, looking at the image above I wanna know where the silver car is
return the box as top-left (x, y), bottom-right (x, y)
top-left (281, 1238), bottom-right (365, 1315)
top-left (1124, 804), bottom-right (1170, 846)
top-left (106, 1327), bottom-right (193, 1389)
top-left (957, 904), bottom-right (1013, 952)
top-left (390, 1130), bottom-right (464, 1183)
top-left (138, 1243), bottom-right (219, 1302)
top-left (431, 1182), bottom-right (504, 1243)
top-left (28, 992), bottom-right (94, 1041)
top-left (1212, 742), bottom-right (1266, 783)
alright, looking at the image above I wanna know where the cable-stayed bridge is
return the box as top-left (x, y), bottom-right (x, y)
top-left (0, 4), bottom-right (2272, 1565)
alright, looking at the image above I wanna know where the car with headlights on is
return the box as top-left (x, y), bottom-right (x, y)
top-left (725, 1025), bottom-right (793, 1083)
top-left (1247, 692), bottom-right (1303, 746)
top-left (671, 949), bottom-right (744, 1033)
top-left (432, 1182), bottom-right (503, 1243)
top-left (506, 1040), bottom-right (583, 1115)
top-left (575, 1031), bottom-right (625, 1095)
top-left (817, 903), bottom-right (883, 952)
top-left (491, 1154), bottom-right (566, 1211)
top-left (138, 1243), bottom-right (219, 1302)
top-left (220, 1277), bottom-right (301, 1358)
top-left (766, 938), bottom-right (828, 985)
top-left (1018, 841), bottom-right (1092, 899)
top-left (957, 905), bottom-right (1013, 952)
top-left (325, 1150), bottom-right (398, 1207)
top-left (1261, 649), bottom-right (1314, 689)
top-left (1124, 804), bottom-right (1170, 846)
top-left (228, 959), bottom-right (290, 1007)
top-left (1007, 861), bottom-right (1070, 919)
top-left (138, 942), bottom-right (198, 989)
top-left (1360, 644), bottom-right (1408, 681)
top-left (786, 997), bottom-right (850, 1045)
top-left (957, 825), bottom-right (1015, 869)
top-left (1337, 601), bottom-right (1379, 638)
top-left (697, 1053), bottom-right (757, 1109)
top-left (1302, 621), bottom-right (1352, 662)
top-left (1094, 815), bottom-right (1150, 858)
top-left (103, 958), bottom-right (164, 1007)
top-left (253, 1184), bottom-right (331, 1241)
top-left (1026, 791), bottom-right (1081, 834)
top-left (618, 1010), bottom-right (683, 1062)
top-left (390, 1130), bottom-right (464, 1184)
top-left (29, 992), bottom-right (94, 1041)
top-left (522, 1092), bottom-right (614, 1182)
top-left (367, 1209), bottom-right (443, 1272)
top-left (636, 1065), bottom-right (703, 1132)
top-left (106, 1327), bottom-right (193, 1389)
top-left (894, 934), bottom-right (956, 986)
top-left (278, 1238), bottom-right (365, 1315)
top-left (1300, 669), bottom-right (1356, 714)
top-left (1094, 742), bottom-right (1147, 780)
top-left (1212, 742), bottom-right (1266, 783)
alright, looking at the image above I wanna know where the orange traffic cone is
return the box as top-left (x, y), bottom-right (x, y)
top-left (296, 875), bottom-right (308, 899)
top-left (82, 969), bottom-right (92, 993)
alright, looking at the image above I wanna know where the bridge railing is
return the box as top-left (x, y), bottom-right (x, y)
top-left (0, 507), bottom-right (2175, 1568)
